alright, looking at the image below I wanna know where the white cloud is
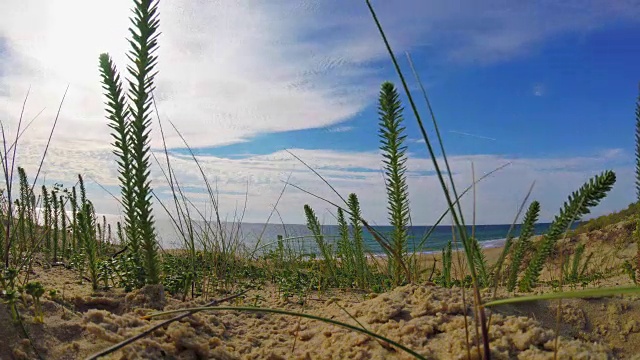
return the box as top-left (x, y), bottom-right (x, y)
top-left (0, 1), bottom-right (637, 227)
top-left (533, 83), bottom-right (545, 97)
top-left (448, 131), bottom-right (497, 141)
top-left (4, 139), bottom-right (632, 226)
top-left (1, 1), bottom-right (638, 150)
top-left (327, 126), bottom-right (354, 133)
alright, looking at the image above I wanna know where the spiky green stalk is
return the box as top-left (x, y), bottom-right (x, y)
top-left (470, 237), bottom-right (489, 286)
top-left (506, 201), bottom-right (540, 292)
top-left (126, 0), bottom-right (161, 285)
top-left (635, 82), bottom-right (640, 284)
top-left (304, 204), bottom-right (337, 284)
top-left (70, 186), bottom-right (78, 253)
top-left (378, 81), bottom-right (410, 286)
top-left (519, 171), bottom-right (615, 291)
top-left (440, 240), bottom-right (452, 288)
top-left (99, 53), bottom-right (141, 279)
top-left (17, 168), bottom-right (29, 249)
top-left (42, 186), bottom-right (51, 255)
top-left (98, 0), bottom-right (161, 285)
top-left (52, 191), bottom-right (59, 262)
top-left (564, 243), bottom-right (588, 284)
top-left (635, 82), bottom-right (640, 201)
top-left (28, 193), bottom-right (36, 248)
top-left (117, 221), bottom-right (124, 245)
top-left (60, 194), bottom-right (67, 260)
top-left (347, 193), bottom-right (369, 290)
top-left (77, 175), bottom-right (99, 290)
top-left (336, 208), bottom-right (355, 275)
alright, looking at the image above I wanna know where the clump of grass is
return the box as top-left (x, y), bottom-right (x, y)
top-left (378, 81), bottom-right (411, 286)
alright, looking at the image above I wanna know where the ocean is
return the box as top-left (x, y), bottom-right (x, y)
top-left (154, 220), bottom-right (576, 256)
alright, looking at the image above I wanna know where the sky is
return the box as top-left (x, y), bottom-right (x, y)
top-left (0, 0), bottom-right (639, 226)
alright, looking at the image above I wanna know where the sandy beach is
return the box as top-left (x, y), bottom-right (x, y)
top-left (3, 222), bottom-right (639, 359)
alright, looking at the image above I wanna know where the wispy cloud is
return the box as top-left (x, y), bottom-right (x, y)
top-left (448, 130), bottom-right (497, 141)
top-left (8, 139), bottom-right (631, 225)
top-left (327, 126), bottom-right (355, 133)
top-left (0, 1), bottom-right (637, 226)
top-left (1, 1), bottom-right (637, 150)
top-left (533, 83), bottom-right (545, 97)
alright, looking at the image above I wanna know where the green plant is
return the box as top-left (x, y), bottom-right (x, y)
top-left (378, 81), bottom-right (411, 286)
top-left (66, 186), bottom-right (79, 254)
top-left (60, 193), bottom-right (67, 260)
top-left (98, 0), bottom-right (161, 286)
top-left (364, 3), bottom-right (494, 356)
top-left (470, 237), bottom-right (489, 286)
top-left (1, 268), bottom-right (19, 322)
top-left (52, 190), bottom-right (60, 262)
top-left (519, 170), bottom-right (615, 292)
top-left (562, 243), bottom-right (593, 286)
top-left (347, 193), bottom-right (370, 290)
top-left (24, 281), bottom-right (45, 323)
top-left (506, 201), bottom-right (540, 292)
top-left (436, 240), bottom-right (453, 288)
top-left (304, 204), bottom-right (337, 286)
top-left (635, 82), bottom-right (640, 285)
top-left (77, 175), bottom-right (99, 290)
top-left (336, 208), bottom-right (355, 276)
top-left (42, 185), bottom-right (51, 258)
top-left (16, 167), bottom-right (31, 252)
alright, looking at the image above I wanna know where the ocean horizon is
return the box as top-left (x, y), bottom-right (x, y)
top-left (148, 219), bottom-right (579, 256)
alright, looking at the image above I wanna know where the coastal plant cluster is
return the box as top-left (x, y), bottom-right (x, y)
top-left (0, 0), bottom-right (639, 359)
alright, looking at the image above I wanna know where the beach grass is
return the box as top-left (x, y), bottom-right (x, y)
top-left (1, 0), bottom-right (639, 359)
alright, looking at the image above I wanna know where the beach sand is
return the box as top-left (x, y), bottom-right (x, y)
top-left (2, 223), bottom-right (639, 359)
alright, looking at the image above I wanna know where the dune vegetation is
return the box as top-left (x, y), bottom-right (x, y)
top-left (1, 0), bottom-right (640, 359)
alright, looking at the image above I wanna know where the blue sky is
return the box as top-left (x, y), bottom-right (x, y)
top-left (0, 0), bottom-right (639, 225)
top-left (180, 20), bottom-right (640, 160)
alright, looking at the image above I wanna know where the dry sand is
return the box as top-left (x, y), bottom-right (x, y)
top-left (2, 223), bottom-right (640, 360)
